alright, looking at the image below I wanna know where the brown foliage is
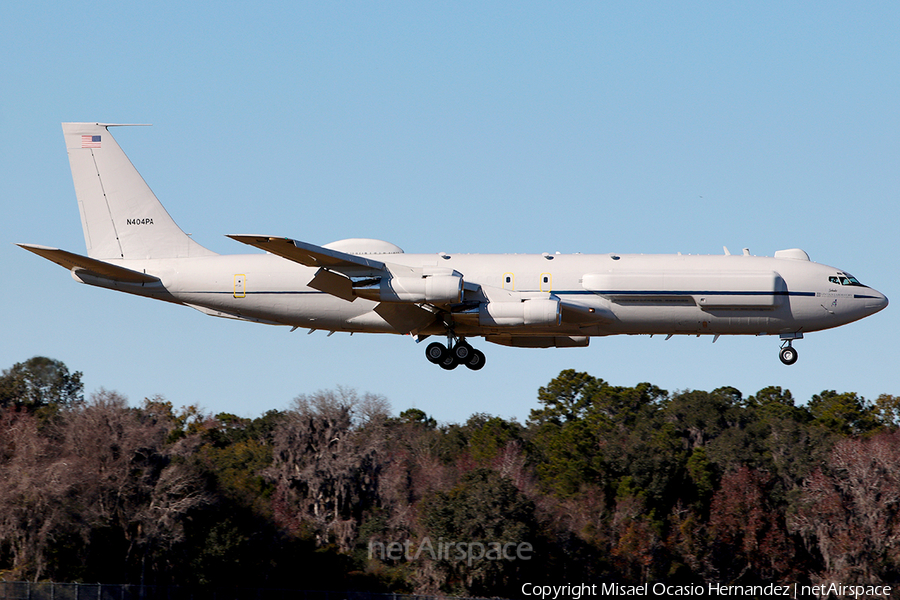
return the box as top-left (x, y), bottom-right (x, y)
top-left (708, 466), bottom-right (794, 582)
top-left (268, 388), bottom-right (390, 551)
top-left (609, 494), bottom-right (660, 582)
top-left (0, 391), bottom-right (211, 581)
top-left (0, 409), bottom-right (60, 579)
top-left (6, 364), bottom-right (900, 594)
top-left (791, 432), bottom-right (900, 585)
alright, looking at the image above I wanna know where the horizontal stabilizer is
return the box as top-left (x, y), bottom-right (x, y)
top-left (17, 244), bottom-right (159, 284)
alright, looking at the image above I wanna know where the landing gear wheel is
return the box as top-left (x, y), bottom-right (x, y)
top-left (439, 353), bottom-right (459, 370)
top-left (779, 346), bottom-right (798, 365)
top-left (425, 342), bottom-right (447, 364)
top-left (453, 342), bottom-right (473, 362)
top-left (465, 349), bottom-right (486, 371)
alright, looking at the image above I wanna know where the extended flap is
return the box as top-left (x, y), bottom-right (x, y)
top-left (308, 268), bottom-right (356, 302)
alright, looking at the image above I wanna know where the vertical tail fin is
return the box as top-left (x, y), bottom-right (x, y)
top-left (62, 123), bottom-right (216, 260)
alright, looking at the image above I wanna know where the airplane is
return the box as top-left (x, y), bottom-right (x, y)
top-left (19, 123), bottom-right (888, 371)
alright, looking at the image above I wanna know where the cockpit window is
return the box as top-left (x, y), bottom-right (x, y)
top-left (829, 273), bottom-right (865, 287)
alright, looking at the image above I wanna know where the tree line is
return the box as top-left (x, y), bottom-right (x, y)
top-left (1, 356), bottom-right (899, 595)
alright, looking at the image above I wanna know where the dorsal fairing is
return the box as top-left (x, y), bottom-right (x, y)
top-left (323, 238), bottom-right (404, 255)
top-left (774, 248), bottom-right (810, 261)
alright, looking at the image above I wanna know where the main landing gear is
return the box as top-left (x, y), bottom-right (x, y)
top-left (425, 338), bottom-right (486, 371)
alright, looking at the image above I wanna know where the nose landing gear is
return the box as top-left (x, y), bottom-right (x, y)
top-left (779, 343), bottom-right (798, 365)
top-left (778, 333), bottom-right (802, 365)
top-left (424, 336), bottom-right (486, 371)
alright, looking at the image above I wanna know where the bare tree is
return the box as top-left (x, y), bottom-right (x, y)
top-left (0, 391), bottom-right (212, 581)
top-left (0, 409), bottom-right (68, 579)
top-left (791, 432), bottom-right (900, 585)
top-left (269, 388), bottom-right (390, 551)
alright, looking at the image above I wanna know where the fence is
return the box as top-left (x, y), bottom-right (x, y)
top-left (0, 583), bottom-right (480, 600)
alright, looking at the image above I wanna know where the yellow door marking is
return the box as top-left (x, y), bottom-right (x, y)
top-left (540, 273), bottom-right (552, 292)
top-left (234, 274), bottom-right (246, 298)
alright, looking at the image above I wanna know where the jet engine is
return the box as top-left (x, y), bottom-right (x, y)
top-left (356, 274), bottom-right (463, 304)
top-left (478, 297), bottom-right (561, 327)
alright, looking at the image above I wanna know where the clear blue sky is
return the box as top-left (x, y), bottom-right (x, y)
top-left (3, 2), bottom-right (897, 424)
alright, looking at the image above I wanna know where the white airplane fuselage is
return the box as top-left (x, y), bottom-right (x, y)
top-left (78, 248), bottom-right (885, 339)
top-left (19, 123), bottom-right (888, 370)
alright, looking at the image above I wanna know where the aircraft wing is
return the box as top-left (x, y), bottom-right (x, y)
top-left (227, 235), bottom-right (388, 273)
top-left (18, 244), bottom-right (160, 284)
top-left (228, 234), bottom-right (432, 304)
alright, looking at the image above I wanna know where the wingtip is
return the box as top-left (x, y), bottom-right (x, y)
top-left (17, 242), bottom-right (57, 251)
top-left (227, 234), bottom-right (279, 242)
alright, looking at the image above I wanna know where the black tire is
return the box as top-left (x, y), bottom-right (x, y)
top-left (453, 342), bottom-right (473, 361)
top-left (425, 342), bottom-right (447, 364)
top-left (465, 349), bottom-right (486, 371)
top-left (439, 353), bottom-right (459, 370)
top-left (779, 346), bottom-right (798, 365)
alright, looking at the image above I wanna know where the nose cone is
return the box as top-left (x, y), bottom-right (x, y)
top-left (865, 289), bottom-right (889, 314)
